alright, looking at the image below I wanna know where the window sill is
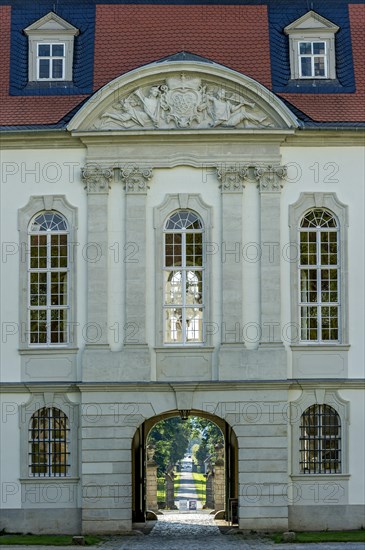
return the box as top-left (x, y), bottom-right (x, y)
top-left (19, 347), bottom-right (79, 355)
top-left (20, 477), bottom-right (80, 483)
top-left (291, 344), bottom-right (350, 351)
top-left (291, 474), bottom-right (350, 480)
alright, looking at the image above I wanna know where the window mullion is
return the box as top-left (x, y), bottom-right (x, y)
top-left (182, 231), bottom-right (187, 344)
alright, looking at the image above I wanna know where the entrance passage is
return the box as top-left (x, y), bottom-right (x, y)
top-left (131, 410), bottom-right (238, 527)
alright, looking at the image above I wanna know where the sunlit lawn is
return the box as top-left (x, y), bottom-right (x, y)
top-left (191, 472), bottom-right (206, 501)
top-left (272, 530), bottom-right (365, 544)
top-left (174, 472), bottom-right (181, 494)
top-left (0, 534), bottom-right (102, 545)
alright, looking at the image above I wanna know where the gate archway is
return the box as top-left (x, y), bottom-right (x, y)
top-left (131, 409), bottom-right (238, 523)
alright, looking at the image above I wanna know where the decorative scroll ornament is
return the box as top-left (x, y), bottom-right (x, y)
top-left (217, 164), bottom-right (248, 193)
top-left (120, 165), bottom-right (153, 193)
top-left (254, 164), bottom-right (287, 193)
top-left (81, 164), bottom-right (113, 193)
top-left (96, 74), bottom-right (274, 130)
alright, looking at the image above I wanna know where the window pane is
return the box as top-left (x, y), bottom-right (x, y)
top-left (164, 271), bottom-right (183, 305)
top-left (38, 44), bottom-right (50, 56)
top-left (186, 270), bottom-right (203, 305)
top-left (52, 59), bottom-right (63, 79)
top-left (313, 42), bottom-right (325, 55)
top-left (299, 42), bottom-right (312, 55)
top-left (52, 44), bottom-right (64, 56)
top-left (186, 308), bottom-right (203, 342)
top-left (314, 57), bottom-right (326, 77)
top-left (165, 308), bottom-right (183, 343)
top-left (39, 59), bottom-right (50, 79)
top-left (300, 57), bottom-right (312, 77)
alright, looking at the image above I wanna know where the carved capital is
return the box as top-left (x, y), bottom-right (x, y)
top-left (82, 164), bottom-right (113, 194)
top-left (254, 164), bottom-right (287, 193)
top-left (217, 164), bottom-right (248, 193)
top-left (121, 165), bottom-right (153, 194)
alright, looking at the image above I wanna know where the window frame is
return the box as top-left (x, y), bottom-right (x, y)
top-left (18, 195), bottom-right (78, 351)
top-left (289, 193), bottom-right (348, 347)
top-left (298, 208), bottom-right (340, 343)
top-left (300, 404), bottom-right (341, 474)
top-left (298, 40), bottom-right (328, 79)
top-left (28, 211), bottom-right (70, 347)
top-left (163, 210), bottom-right (205, 346)
top-left (154, 193), bottom-right (212, 348)
top-left (36, 42), bottom-right (66, 81)
top-left (29, 406), bottom-right (70, 478)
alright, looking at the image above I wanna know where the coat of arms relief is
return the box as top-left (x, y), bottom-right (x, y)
top-left (95, 74), bottom-right (275, 130)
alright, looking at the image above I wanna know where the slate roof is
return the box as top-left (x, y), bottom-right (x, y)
top-left (0, 0), bottom-right (364, 129)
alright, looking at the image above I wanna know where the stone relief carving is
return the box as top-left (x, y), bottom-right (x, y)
top-left (96, 74), bottom-right (274, 130)
top-left (255, 165), bottom-right (287, 193)
top-left (217, 164), bottom-right (248, 193)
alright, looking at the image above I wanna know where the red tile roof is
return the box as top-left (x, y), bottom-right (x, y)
top-left (0, 3), bottom-right (364, 127)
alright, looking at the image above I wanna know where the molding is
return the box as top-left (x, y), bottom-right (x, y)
top-left (217, 164), bottom-right (247, 193)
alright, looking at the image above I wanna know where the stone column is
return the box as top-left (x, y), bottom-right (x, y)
top-left (82, 164), bottom-right (113, 347)
top-left (121, 166), bottom-right (152, 347)
top-left (217, 165), bottom-right (247, 345)
top-left (255, 165), bottom-right (287, 346)
top-left (205, 470), bottom-right (214, 509)
top-left (165, 470), bottom-right (176, 509)
top-left (213, 443), bottom-right (225, 512)
top-left (146, 445), bottom-right (158, 512)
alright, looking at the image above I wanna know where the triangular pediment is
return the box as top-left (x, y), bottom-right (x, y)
top-left (284, 10), bottom-right (339, 34)
top-left (68, 59), bottom-right (298, 133)
top-left (24, 12), bottom-right (79, 35)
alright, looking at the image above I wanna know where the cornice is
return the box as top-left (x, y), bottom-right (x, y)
top-left (1, 379), bottom-right (364, 393)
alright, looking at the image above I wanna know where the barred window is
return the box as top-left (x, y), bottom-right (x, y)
top-left (164, 210), bottom-right (204, 344)
top-left (28, 211), bottom-right (69, 345)
top-left (300, 404), bottom-right (341, 474)
top-left (299, 209), bottom-right (339, 342)
top-left (29, 407), bottom-right (70, 477)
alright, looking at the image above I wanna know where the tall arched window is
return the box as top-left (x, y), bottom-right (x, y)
top-left (29, 407), bottom-right (70, 476)
top-left (164, 210), bottom-right (204, 344)
top-left (300, 404), bottom-right (341, 474)
top-left (28, 211), bottom-right (69, 345)
top-left (299, 208), bottom-right (339, 342)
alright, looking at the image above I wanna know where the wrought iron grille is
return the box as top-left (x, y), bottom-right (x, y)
top-left (29, 407), bottom-right (70, 476)
top-left (300, 404), bottom-right (341, 474)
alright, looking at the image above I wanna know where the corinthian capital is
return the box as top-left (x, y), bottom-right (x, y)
top-left (217, 164), bottom-right (248, 193)
top-left (254, 164), bottom-right (287, 193)
top-left (121, 165), bottom-right (153, 194)
top-left (82, 164), bottom-right (113, 194)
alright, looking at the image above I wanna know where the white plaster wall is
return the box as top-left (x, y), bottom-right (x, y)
top-left (339, 389), bottom-right (365, 504)
top-left (281, 146), bottom-right (365, 378)
top-left (0, 394), bottom-right (24, 508)
top-left (0, 148), bottom-right (87, 381)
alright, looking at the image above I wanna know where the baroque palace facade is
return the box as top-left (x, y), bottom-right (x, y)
top-left (0, 0), bottom-right (364, 534)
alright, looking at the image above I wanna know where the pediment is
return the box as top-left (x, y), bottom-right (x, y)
top-left (284, 10), bottom-right (339, 34)
top-left (24, 12), bottom-right (79, 35)
top-left (68, 60), bottom-right (298, 132)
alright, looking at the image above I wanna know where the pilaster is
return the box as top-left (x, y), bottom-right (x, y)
top-left (82, 163), bottom-right (113, 348)
top-left (121, 165), bottom-right (152, 347)
top-left (255, 165), bottom-right (287, 347)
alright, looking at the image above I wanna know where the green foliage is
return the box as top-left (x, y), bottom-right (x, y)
top-left (147, 417), bottom-right (190, 475)
top-left (272, 531), bottom-right (365, 544)
top-left (191, 472), bottom-right (206, 501)
top-left (189, 417), bottom-right (223, 468)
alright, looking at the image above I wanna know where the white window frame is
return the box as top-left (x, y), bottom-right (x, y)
top-left (163, 210), bottom-right (205, 346)
top-left (298, 40), bottom-right (327, 79)
top-left (36, 42), bottom-right (66, 81)
top-left (28, 211), bottom-right (70, 346)
top-left (299, 209), bottom-right (340, 343)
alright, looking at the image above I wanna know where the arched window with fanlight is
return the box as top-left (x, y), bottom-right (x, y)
top-left (28, 211), bottom-right (69, 345)
top-left (163, 210), bottom-right (204, 344)
top-left (300, 404), bottom-right (341, 474)
top-left (299, 208), bottom-right (340, 342)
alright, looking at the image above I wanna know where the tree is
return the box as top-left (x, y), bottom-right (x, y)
top-left (189, 417), bottom-right (223, 469)
top-left (147, 417), bottom-right (190, 475)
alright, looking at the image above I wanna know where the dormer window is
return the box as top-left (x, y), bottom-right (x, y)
top-left (24, 12), bottom-right (79, 83)
top-left (284, 11), bottom-right (339, 80)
